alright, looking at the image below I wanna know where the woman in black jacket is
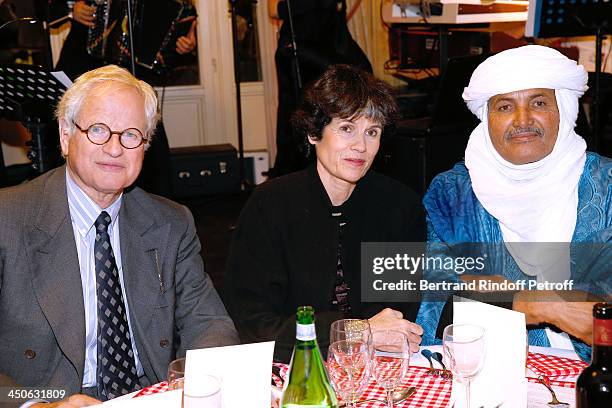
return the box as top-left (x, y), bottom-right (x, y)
top-left (224, 65), bottom-right (425, 362)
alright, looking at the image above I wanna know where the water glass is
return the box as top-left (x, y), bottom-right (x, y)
top-left (327, 340), bottom-right (371, 407)
top-left (330, 319), bottom-right (373, 358)
top-left (442, 324), bottom-right (486, 408)
top-left (183, 372), bottom-right (222, 408)
top-left (371, 330), bottom-right (410, 408)
top-left (330, 319), bottom-right (372, 343)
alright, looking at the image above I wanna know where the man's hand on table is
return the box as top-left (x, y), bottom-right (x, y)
top-left (368, 308), bottom-right (423, 353)
top-left (513, 290), bottom-right (601, 345)
top-left (31, 394), bottom-right (100, 407)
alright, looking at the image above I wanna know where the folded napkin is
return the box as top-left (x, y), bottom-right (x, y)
top-left (527, 352), bottom-right (588, 378)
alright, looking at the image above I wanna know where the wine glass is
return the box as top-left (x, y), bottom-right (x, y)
top-left (330, 319), bottom-right (372, 343)
top-left (168, 357), bottom-right (186, 390)
top-left (442, 324), bottom-right (486, 408)
top-left (327, 340), bottom-right (371, 407)
top-left (370, 330), bottom-right (410, 408)
top-left (330, 319), bottom-right (373, 357)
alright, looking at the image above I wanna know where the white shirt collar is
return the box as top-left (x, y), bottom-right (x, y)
top-left (65, 168), bottom-right (123, 238)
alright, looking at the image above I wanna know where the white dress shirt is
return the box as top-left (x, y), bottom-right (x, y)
top-left (65, 170), bottom-right (144, 387)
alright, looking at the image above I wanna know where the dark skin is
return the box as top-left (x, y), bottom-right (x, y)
top-left (461, 274), bottom-right (599, 345)
top-left (487, 88), bottom-right (560, 165)
top-left (465, 88), bottom-right (598, 345)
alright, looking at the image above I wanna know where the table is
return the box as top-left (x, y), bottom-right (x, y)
top-left (125, 346), bottom-right (587, 407)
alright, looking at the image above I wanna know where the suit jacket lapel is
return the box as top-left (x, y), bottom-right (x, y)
top-left (27, 167), bottom-right (86, 383)
top-left (119, 190), bottom-right (171, 382)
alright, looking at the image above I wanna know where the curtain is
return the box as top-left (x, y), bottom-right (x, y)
top-left (346, 0), bottom-right (403, 86)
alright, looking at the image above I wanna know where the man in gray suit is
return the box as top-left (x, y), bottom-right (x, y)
top-left (0, 65), bottom-right (239, 407)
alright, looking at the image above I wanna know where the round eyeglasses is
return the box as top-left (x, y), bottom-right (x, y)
top-left (73, 121), bottom-right (147, 149)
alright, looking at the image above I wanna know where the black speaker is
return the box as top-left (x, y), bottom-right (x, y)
top-left (169, 144), bottom-right (240, 198)
top-left (376, 128), bottom-right (472, 196)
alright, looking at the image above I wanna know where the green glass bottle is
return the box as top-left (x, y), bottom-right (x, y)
top-left (281, 306), bottom-right (339, 408)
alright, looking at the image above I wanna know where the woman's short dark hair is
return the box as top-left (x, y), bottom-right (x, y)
top-left (292, 64), bottom-right (398, 155)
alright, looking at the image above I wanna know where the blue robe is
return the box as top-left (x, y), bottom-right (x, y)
top-left (417, 152), bottom-right (612, 361)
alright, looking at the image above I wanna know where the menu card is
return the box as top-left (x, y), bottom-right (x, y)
top-left (451, 297), bottom-right (527, 408)
top-left (185, 341), bottom-right (275, 407)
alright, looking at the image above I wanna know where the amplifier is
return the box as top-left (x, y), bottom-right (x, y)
top-left (389, 27), bottom-right (490, 68)
top-left (169, 144), bottom-right (240, 198)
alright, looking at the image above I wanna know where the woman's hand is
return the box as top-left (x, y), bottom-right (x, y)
top-left (369, 308), bottom-right (423, 352)
top-left (72, 1), bottom-right (96, 28)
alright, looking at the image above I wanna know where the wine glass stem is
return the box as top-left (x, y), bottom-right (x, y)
top-left (465, 380), bottom-right (471, 408)
top-left (386, 388), bottom-right (394, 408)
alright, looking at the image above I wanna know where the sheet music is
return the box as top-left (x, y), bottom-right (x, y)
top-left (51, 71), bottom-right (73, 88)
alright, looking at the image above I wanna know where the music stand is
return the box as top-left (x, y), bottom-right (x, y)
top-left (525, 0), bottom-right (612, 152)
top-left (0, 64), bottom-right (67, 174)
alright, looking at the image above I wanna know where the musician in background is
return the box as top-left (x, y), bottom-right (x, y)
top-left (268, 0), bottom-right (372, 177)
top-left (55, 1), bottom-right (197, 81)
top-left (53, 0), bottom-right (198, 197)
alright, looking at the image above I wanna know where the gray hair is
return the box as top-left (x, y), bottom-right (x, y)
top-left (55, 65), bottom-right (159, 144)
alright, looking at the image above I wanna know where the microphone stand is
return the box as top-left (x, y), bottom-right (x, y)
top-left (284, 0), bottom-right (302, 91)
top-left (228, 0), bottom-right (252, 191)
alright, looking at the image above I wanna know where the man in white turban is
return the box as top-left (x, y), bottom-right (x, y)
top-left (416, 45), bottom-right (611, 361)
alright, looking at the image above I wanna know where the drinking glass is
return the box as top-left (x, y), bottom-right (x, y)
top-left (442, 324), bottom-right (486, 408)
top-left (330, 319), bottom-right (373, 358)
top-left (327, 340), bottom-right (371, 407)
top-left (183, 372), bottom-right (222, 408)
top-left (330, 319), bottom-right (372, 344)
top-left (370, 330), bottom-right (410, 408)
top-left (168, 357), bottom-right (186, 390)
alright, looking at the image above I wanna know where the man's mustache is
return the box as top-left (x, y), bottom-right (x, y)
top-left (505, 127), bottom-right (544, 139)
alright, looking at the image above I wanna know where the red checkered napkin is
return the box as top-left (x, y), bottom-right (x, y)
top-left (136, 365), bottom-right (290, 399)
top-left (134, 381), bottom-right (169, 397)
top-left (135, 364), bottom-right (453, 407)
top-left (382, 366), bottom-right (452, 408)
top-left (526, 352), bottom-right (587, 378)
top-left (276, 363), bottom-right (451, 408)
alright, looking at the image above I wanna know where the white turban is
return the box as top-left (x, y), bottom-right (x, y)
top-left (462, 45), bottom-right (589, 286)
top-left (463, 45), bottom-right (588, 121)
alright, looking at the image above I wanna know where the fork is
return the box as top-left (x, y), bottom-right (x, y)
top-left (537, 375), bottom-right (569, 406)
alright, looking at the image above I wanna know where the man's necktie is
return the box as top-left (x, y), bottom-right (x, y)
top-left (95, 211), bottom-right (140, 400)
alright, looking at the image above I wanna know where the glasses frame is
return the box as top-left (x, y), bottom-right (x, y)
top-left (73, 121), bottom-right (148, 149)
